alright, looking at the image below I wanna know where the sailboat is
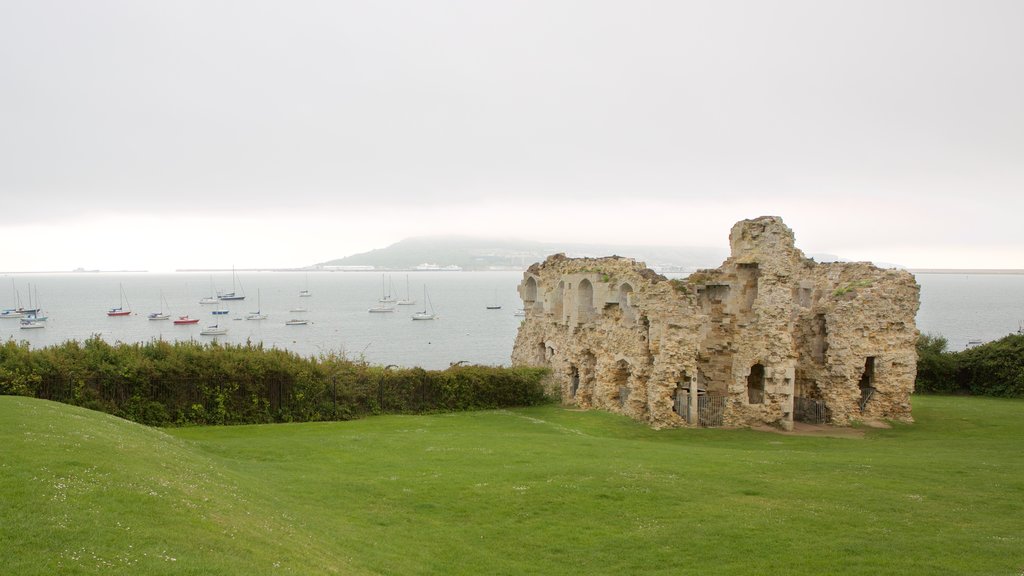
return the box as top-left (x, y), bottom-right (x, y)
top-left (174, 315), bottom-right (200, 325)
top-left (2, 281), bottom-right (37, 318)
top-left (397, 275), bottom-right (416, 306)
top-left (378, 274), bottom-right (396, 303)
top-left (486, 289), bottom-right (502, 310)
top-left (246, 289), bottom-right (267, 320)
top-left (199, 276), bottom-right (218, 304)
top-left (298, 273), bottom-right (311, 297)
top-left (148, 292), bottom-right (171, 320)
top-left (200, 323), bottom-right (227, 335)
top-left (412, 286), bottom-right (437, 320)
top-left (23, 284), bottom-right (46, 321)
top-left (19, 318), bottom-right (44, 330)
top-left (218, 267), bottom-right (246, 300)
top-left (107, 284), bottom-right (132, 316)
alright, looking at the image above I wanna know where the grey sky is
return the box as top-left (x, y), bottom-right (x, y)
top-left (2, 0), bottom-right (1022, 271)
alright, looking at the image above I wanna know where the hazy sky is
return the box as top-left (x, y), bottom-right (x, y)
top-left (2, 0), bottom-right (1022, 271)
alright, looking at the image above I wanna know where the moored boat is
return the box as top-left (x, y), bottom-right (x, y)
top-left (173, 316), bottom-right (200, 325)
top-left (107, 284), bottom-right (132, 316)
top-left (217, 267), bottom-right (246, 300)
top-left (200, 324), bottom-right (227, 335)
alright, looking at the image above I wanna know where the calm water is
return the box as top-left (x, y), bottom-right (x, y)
top-left (915, 273), bottom-right (1024, 351)
top-left (3, 271), bottom-right (1021, 367)
top-left (1, 271), bottom-right (525, 370)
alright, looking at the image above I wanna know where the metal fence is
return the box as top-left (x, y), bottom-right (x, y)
top-left (676, 393), bottom-right (728, 427)
top-left (794, 396), bottom-right (829, 424)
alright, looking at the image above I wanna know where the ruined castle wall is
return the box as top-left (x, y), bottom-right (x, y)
top-left (512, 216), bottom-right (920, 430)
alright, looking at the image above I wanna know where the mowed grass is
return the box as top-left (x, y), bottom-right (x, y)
top-left (3, 396), bottom-right (1022, 575)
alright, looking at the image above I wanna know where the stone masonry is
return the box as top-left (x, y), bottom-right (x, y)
top-left (511, 216), bottom-right (920, 430)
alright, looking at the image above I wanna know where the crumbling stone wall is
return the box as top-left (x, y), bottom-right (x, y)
top-left (511, 216), bottom-right (920, 429)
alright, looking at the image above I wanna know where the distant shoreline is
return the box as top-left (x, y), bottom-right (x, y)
top-left (4, 267), bottom-right (1022, 275)
top-left (910, 269), bottom-right (1024, 275)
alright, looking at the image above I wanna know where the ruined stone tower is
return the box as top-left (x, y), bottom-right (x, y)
top-left (511, 216), bottom-right (920, 429)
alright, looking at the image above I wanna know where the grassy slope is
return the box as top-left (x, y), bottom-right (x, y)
top-left (3, 395), bottom-right (1023, 575)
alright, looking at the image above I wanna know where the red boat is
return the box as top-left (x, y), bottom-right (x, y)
top-left (173, 316), bottom-right (200, 325)
top-left (107, 284), bottom-right (132, 316)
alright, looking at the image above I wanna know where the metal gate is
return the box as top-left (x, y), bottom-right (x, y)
top-left (794, 397), bottom-right (829, 424)
top-left (676, 394), bottom-right (727, 427)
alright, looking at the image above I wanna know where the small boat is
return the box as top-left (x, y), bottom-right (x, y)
top-left (378, 274), bottom-right (396, 304)
top-left (397, 275), bottom-right (416, 306)
top-left (200, 324), bottom-right (227, 335)
top-left (199, 276), bottom-right (219, 304)
top-left (246, 289), bottom-right (267, 320)
top-left (513, 309), bottom-right (526, 317)
top-left (107, 284), bottom-right (132, 316)
top-left (212, 307), bottom-right (229, 315)
top-left (19, 319), bottom-right (44, 330)
top-left (368, 305), bottom-right (395, 313)
top-left (217, 267), bottom-right (246, 301)
top-left (173, 316), bottom-right (200, 325)
top-left (148, 292), bottom-right (171, 320)
top-left (1, 309), bottom-right (25, 319)
top-left (486, 289), bottom-right (501, 310)
top-left (299, 273), bottom-right (311, 297)
top-left (289, 306), bottom-right (308, 313)
top-left (411, 286), bottom-right (436, 320)
top-left (285, 319), bottom-right (309, 325)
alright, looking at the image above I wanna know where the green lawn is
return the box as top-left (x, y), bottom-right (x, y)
top-left (2, 395), bottom-right (1022, 574)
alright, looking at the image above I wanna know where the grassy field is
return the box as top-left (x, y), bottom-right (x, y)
top-left (2, 395), bottom-right (1022, 575)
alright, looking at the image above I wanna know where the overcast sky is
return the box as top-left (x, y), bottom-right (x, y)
top-left (2, 0), bottom-right (1022, 271)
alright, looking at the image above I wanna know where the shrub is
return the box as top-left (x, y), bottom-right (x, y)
top-left (0, 337), bottom-right (550, 426)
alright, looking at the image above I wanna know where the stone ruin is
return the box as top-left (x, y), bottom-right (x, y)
top-left (511, 216), bottom-right (920, 430)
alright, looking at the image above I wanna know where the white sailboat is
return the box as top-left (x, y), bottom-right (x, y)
top-left (200, 324), bottom-right (227, 335)
top-left (199, 276), bottom-right (218, 304)
top-left (148, 292), bottom-right (171, 320)
top-left (298, 273), bottom-right (311, 297)
top-left (246, 289), bottom-right (267, 320)
top-left (397, 275), bottom-right (416, 306)
top-left (412, 286), bottom-right (437, 320)
top-left (378, 274), bottom-right (396, 303)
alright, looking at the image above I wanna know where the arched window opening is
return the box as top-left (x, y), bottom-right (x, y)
top-left (747, 363), bottom-right (765, 404)
top-left (578, 279), bottom-right (594, 321)
top-left (523, 276), bottom-right (538, 303)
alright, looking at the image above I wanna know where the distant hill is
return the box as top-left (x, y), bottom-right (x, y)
top-left (317, 236), bottom-right (727, 273)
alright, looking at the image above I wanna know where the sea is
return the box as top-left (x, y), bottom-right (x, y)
top-left (2, 271), bottom-right (1022, 369)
